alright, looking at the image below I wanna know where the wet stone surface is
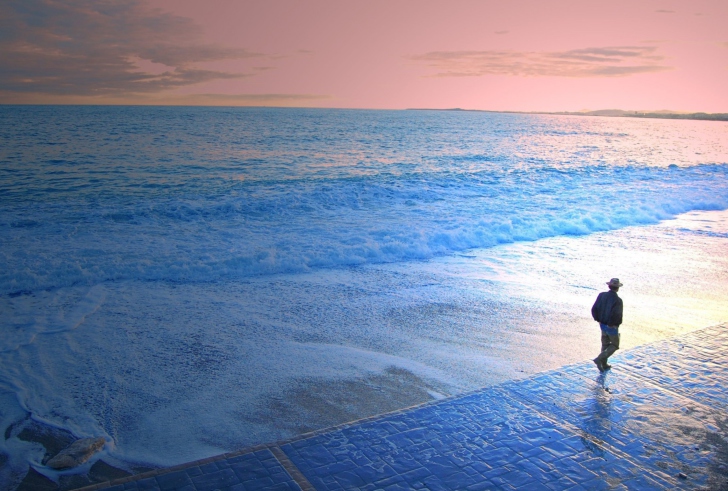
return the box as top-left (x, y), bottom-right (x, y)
top-left (619, 328), bottom-right (728, 412)
top-left (505, 364), bottom-right (728, 489)
top-left (73, 324), bottom-right (728, 490)
top-left (282, 387), bottom-right (672, 490)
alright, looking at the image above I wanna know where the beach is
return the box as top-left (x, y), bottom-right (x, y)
top-left (1, 107), bottom-right (727, 489)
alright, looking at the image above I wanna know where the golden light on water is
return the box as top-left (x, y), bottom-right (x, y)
top-left (435, 209), bottom-right (728, 354)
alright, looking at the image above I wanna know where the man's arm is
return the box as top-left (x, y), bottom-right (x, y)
top-left (591, 293), bottom-right (603, 322)
top-left (609, 298), bottom-right (623, 327)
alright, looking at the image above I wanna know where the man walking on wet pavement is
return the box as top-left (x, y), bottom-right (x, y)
top-left (592, 278), bottom-right (624, 372)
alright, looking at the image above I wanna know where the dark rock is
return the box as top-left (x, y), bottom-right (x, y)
top-left (47, 437), bottom-right (106, 469)
top-left (15, 421), bottom-right (75, 464)
top-left (678, 472), bottom-right (688, 479)
top-left (4, 424), bottom-right (14, 441)
top-left (129, 463), bottom-right (157, 474)
top-left (89, 460), bottom-right (132, 483)
top-left (5, 415), bottom-right (30, 440)
top-left (16, 467), bottom-right (57, 491)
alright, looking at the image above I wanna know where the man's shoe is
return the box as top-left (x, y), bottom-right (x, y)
top-left (593, 357), bottom-right (605, 372)
top-left (603, 362), bottom-right (612, 370)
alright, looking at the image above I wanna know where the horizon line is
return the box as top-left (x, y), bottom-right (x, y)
top-left (1, 103), bottom-right (727, 120)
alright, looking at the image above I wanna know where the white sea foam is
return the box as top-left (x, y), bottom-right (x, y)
top-left (1, 163), bottom-right (726, 296)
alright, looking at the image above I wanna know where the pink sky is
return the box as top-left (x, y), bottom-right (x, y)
top-left (2, 0), bottom-right (727, 111)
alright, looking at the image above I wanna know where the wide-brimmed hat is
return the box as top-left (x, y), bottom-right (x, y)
top-left (606, 278), bottom-right (623, 287)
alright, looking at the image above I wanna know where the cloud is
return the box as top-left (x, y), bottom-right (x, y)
top-left (0, 90), bottom-right (332, 106)
top-left (409, 46), bottom-right (671, 78)
top-left (655, 9), bottom-right (675, 14)
top-left (0, 0), bottom-right (260, 96)
top-left (494, 31), bottom-right (509, 35)
top-left (179, 93), bottom-right (332, 105)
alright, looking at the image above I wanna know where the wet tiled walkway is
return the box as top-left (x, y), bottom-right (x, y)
top-left (82, 324), bottom-right (728, 490)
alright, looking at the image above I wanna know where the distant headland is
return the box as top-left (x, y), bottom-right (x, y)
top-left (406, 108), bottom-right (728, 122)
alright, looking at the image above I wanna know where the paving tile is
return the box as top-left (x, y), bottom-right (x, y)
top-left (155, 470), bottom-right (194, 491)
top-left (281, 386), bottom-right (645, 490)
top-left (184, 466), bottom-right (203, 478)
top-left (507, 361), bottom-right (728, 489)
top-left (133, 477), bottom-right (160, 491)
top-left (225, 450), bottom-right (301, 490)
top-left (191, 468), bottom-right (240, 490)
top-left (198, 461), bottom-right (222, 474)
top-left (618, 334), bottom-right (728, 411)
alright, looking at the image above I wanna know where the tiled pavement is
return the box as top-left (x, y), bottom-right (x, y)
top-left (80, 324), bottom-right (728, 491)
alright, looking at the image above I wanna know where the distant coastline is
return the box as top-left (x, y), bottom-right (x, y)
top-left (2, 105), bottom-right (727, 121)
top-left (406, 107), bottom-right (728, 122)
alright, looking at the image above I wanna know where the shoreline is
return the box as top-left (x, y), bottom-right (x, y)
top-left (406, 107), bottom-right (728, 122)
top-left (2, 105), bottom-right (727, 122)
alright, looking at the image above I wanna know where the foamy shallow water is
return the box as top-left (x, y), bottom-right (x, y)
top-left (1, 210), bottom-right (726, 482)
top-left (0, 107), bottom-right (727, 486)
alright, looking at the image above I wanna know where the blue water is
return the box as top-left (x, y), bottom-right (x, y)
top-left (1, 106), bottom-right (727, 486)
top-left (1, 106), bottom-right (727, 295)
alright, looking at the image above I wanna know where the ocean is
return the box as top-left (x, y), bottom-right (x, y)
top-left (1, 106), bottom-right (727, 486)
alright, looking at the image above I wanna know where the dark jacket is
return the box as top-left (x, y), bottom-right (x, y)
top-left (591, 290), bottom-right (623, 327)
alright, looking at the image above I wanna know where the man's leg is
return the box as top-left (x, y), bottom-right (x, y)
top-left (594, 332), bottom-right (611, 371)
top-left (600, 332), bottom-right (610, 353)
top-left (601, 333), bottom-right (620, 365)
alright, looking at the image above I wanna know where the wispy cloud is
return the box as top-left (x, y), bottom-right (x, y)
top-left (655, 9), bottom-right (675, 14)
top-left (0, 0), bottom-right (261, 96)
top-left (409, 46), bottom-right (671, 78)
top-left (180, 93), bottom-right (332, 105)
top-left (0, 90), bottom-right (332, 106)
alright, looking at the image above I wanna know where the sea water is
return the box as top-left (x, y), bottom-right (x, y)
top-left (1, 106), bottom-right (727, 485)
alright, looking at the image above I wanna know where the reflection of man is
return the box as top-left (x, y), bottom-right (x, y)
top-left (591, 278), bottom-right (624, 372)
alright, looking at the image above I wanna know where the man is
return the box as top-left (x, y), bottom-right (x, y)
top-left (591, 278), bottom-right (623, 372)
